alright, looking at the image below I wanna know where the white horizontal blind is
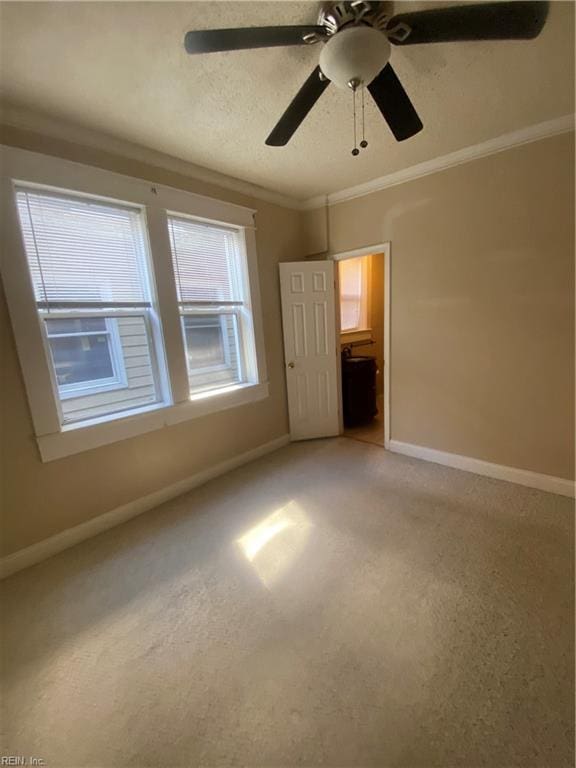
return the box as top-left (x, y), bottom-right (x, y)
top-left (15, 188), bottom-right (150, 308)
top-left (167, 216), bottom-right (243, 305)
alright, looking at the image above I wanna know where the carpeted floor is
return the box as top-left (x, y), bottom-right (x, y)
top-left (1, 438), bottom-right (574, 767)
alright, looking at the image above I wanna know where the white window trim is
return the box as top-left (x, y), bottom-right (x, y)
top-left (0, 145), bottom-right (269, 462)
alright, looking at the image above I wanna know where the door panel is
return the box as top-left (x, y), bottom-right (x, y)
top-left (279, 261), bottom-right (339, 440)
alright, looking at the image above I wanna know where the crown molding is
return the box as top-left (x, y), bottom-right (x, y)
top-left (2, 105), bottom-right (573, 214)
top-left (0, 103), bottom-right (303, 212)
top-left (302, 114), bottom-right (575, 210)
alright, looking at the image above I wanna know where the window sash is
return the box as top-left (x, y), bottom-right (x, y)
top-left (167, 213), bottom-right (245, 305)
top-left (180, 307), bottom-right (245, 394)
top-left (37, 308), bottom-right (164, 424)
top-left (341, 300), bottom-right (362, 332)
top-left (44, 317), bottom-right (128, 399)
top-left (15, 187), bottom-right (152, 308)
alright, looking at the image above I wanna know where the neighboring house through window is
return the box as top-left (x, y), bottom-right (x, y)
top-left (45, 317), bottom-right (127, 398)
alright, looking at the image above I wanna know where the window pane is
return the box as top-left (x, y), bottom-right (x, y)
top-left (341, 299), bottom-right (361, 332)
top-left (43, 316), bottom-right (161, 424)
top-left (339, 256), bottom-right (368, 331)
top-left (183, 315), bottom-right (226, 369)
top-left (182, 314), bottom-right (242, 394)
top-left (15, 190), bottom-right (150, 305)
top-left (340, 258), bottom-right (362, 299)
top-left (168, 216), bottom-right (242, 303)
top-left (48, 331), bottom-right (114, 386)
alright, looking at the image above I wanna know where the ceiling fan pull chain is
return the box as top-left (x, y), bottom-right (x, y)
top-left (352, 88), bottom-right (359, 156)
top-left (360, 86), bottom-right (368, 149)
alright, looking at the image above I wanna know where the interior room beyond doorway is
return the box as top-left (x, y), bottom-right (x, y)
top-left (338, 250), bottom-right (386, 448)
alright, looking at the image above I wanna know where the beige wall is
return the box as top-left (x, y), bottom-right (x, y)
top-left (339, 254), bottom-right (385, 396)
top-left (0, 127), bottom-right (304, 557)
top-left (1, 127), bottom-right (574, 559)
top-left (304, 133), bottom-right (575, 480)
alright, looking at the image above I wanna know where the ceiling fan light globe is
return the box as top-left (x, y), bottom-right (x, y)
top-left (319, 26), bottom-right (391, 90)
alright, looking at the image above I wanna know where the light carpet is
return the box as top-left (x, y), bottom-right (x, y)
top-left (1, 437), bottom-right (574, 767)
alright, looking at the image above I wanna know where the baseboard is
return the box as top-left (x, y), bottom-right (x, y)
top-left (0, 434), bottom-right (291, 580)
top-left (388, 440), bottom-right (575, 498)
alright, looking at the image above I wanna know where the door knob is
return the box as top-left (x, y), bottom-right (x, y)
top-left (287, 361), bottom-right (295, 368)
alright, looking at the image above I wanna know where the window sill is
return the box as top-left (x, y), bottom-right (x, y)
top-left (340, 329), bottom-right (373, 343)
top-left (36, 381), bottom-right (269, 462)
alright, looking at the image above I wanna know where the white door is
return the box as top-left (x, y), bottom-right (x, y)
top-left (279, 261), bottom-right (340, 440)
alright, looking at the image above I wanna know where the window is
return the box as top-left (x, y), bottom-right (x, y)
top-left (167, 214), bottom-right (255, 396)
top-left (15, 187), bottom-right (166, 425)
top-left (3, 146), bottom-right (267, 461)
top-left (339, 255), bottom-right (369, 332)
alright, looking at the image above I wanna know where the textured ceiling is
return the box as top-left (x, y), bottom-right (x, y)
top-left (0, 1), bottom-right (574, 201)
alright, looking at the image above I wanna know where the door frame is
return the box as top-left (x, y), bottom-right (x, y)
top-left (330, 242), bottom-right (391, 449)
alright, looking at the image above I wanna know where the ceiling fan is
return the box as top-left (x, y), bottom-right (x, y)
top-left (184, 1), bottom-right (549, 150)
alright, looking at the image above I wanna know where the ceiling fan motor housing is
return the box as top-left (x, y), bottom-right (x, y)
top-left (319, 25), bottom-right (391, 89)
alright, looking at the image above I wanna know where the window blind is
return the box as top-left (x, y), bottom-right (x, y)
top-left (15, 188), bottom-right (150, 307)
top-left (167, 215), bottom-right (242, 304)
top-left (339, 257), bottom-right (364, 330)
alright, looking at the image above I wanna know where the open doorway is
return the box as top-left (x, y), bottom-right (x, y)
top-left (332, 244), bottom-right (390, 449)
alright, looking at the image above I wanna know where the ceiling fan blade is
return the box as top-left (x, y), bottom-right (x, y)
top-left (389, 1), bottom-right (549, 45)
top-left (368, 64), bottom-right (423, 142)
top-left (184, 25), bottom-right (326, 54)
top-left (266, 66), bottom-right (330, 147)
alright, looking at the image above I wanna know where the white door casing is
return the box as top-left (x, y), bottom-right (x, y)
top-left (279, 261), bottom-right (340, 440)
